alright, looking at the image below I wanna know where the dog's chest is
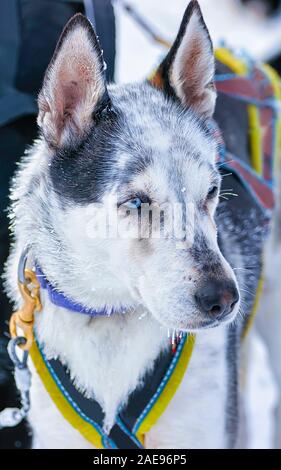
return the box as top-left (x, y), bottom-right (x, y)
top-left (32, 295), bottom-right (170, 438)
top-left (145, 327), bottom-right (229, 449)
top-left (29, 315), bottom-right (229, 449)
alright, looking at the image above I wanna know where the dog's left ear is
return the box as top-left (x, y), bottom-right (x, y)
top-left (150, 0), bottom-right (216, 118)
top-left (38, 14), bottom-right (109, 149)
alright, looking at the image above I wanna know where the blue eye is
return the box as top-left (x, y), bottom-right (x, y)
top-left (124, 197), bottom-right (142, 209)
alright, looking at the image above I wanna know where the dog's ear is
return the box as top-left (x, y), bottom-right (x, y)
top-left (38, 14), bottom-right (108, 148)
top-left (150, 0), bottom-right (216, 118)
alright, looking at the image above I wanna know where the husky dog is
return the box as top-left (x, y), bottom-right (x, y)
top-left (4, 0), bottom-right (281, 448)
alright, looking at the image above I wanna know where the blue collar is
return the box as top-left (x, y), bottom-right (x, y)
top-left (18, 250), bottom-right (126, 317)
top-left (35, 265), bottom-right (126, 317)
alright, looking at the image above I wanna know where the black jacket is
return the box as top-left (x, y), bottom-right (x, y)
top-left (0, 0), bottom-right (115, 127)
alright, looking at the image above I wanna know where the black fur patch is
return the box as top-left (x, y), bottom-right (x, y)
top-left (49, 105), bottom-right (120, 204)
top-left (48, 95), bottom-right (155, 205)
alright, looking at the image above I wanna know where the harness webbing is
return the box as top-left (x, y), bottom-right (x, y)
top-left (215, 48), bottom-right (281, 188)
top-left (30, 333), bottom-right (195, 449)
top-left (214, 47), bottom-right (281, 337)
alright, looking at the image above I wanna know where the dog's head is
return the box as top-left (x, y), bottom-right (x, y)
top-left (36, 0), bottom-right (240, 331)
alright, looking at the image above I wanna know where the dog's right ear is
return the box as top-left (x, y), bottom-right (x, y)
top-left (150, 0), bottom-right (216, 119)
top-left (38, 14), bottom-right (108, 149)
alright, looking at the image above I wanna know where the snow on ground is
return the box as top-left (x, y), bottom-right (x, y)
top-left (242, 330), bottom-right (278, 448)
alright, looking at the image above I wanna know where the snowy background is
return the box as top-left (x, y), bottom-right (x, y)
top-left (114, 0), bottom-right (281, 83)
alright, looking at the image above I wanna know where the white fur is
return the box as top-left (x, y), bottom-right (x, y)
top-left (35, 293), bottom-right (168, 433)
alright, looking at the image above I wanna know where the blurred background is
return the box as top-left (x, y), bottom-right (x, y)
top-left (0, 0), bottom-right (281, 449)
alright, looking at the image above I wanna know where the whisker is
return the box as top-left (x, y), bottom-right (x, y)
top-left (220, 172), bottom-right (233, 178)
top-left (239, 287), bottom-right (255, 297)
top-left (233, 267), bottom-right (257, 273)
top-left (220, 191), bottom-right (238, 197)
top-left (216, 159), bottom-right (234, 168)
top-left (233, 265), bottom-right (259, 270)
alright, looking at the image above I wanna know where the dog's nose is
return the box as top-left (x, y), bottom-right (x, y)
top-left (195, 280), bottom-right (239, 320)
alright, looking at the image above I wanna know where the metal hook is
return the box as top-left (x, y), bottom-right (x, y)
top-left (8, 337), bottom-right (29, 369)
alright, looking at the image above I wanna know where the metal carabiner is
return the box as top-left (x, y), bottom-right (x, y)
top-left (7, 337), bottom-right (29, 369)
top-left (0, 337), bottom-right (32, 429)
top-left (9, 250), bottom-right (42, 351)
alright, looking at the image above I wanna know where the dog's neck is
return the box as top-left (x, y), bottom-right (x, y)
top-left (34, 287), bottom-right (168, 432)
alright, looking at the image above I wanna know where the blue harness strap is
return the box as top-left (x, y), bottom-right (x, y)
top-left (30, 332), bottom-right (193, 449)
